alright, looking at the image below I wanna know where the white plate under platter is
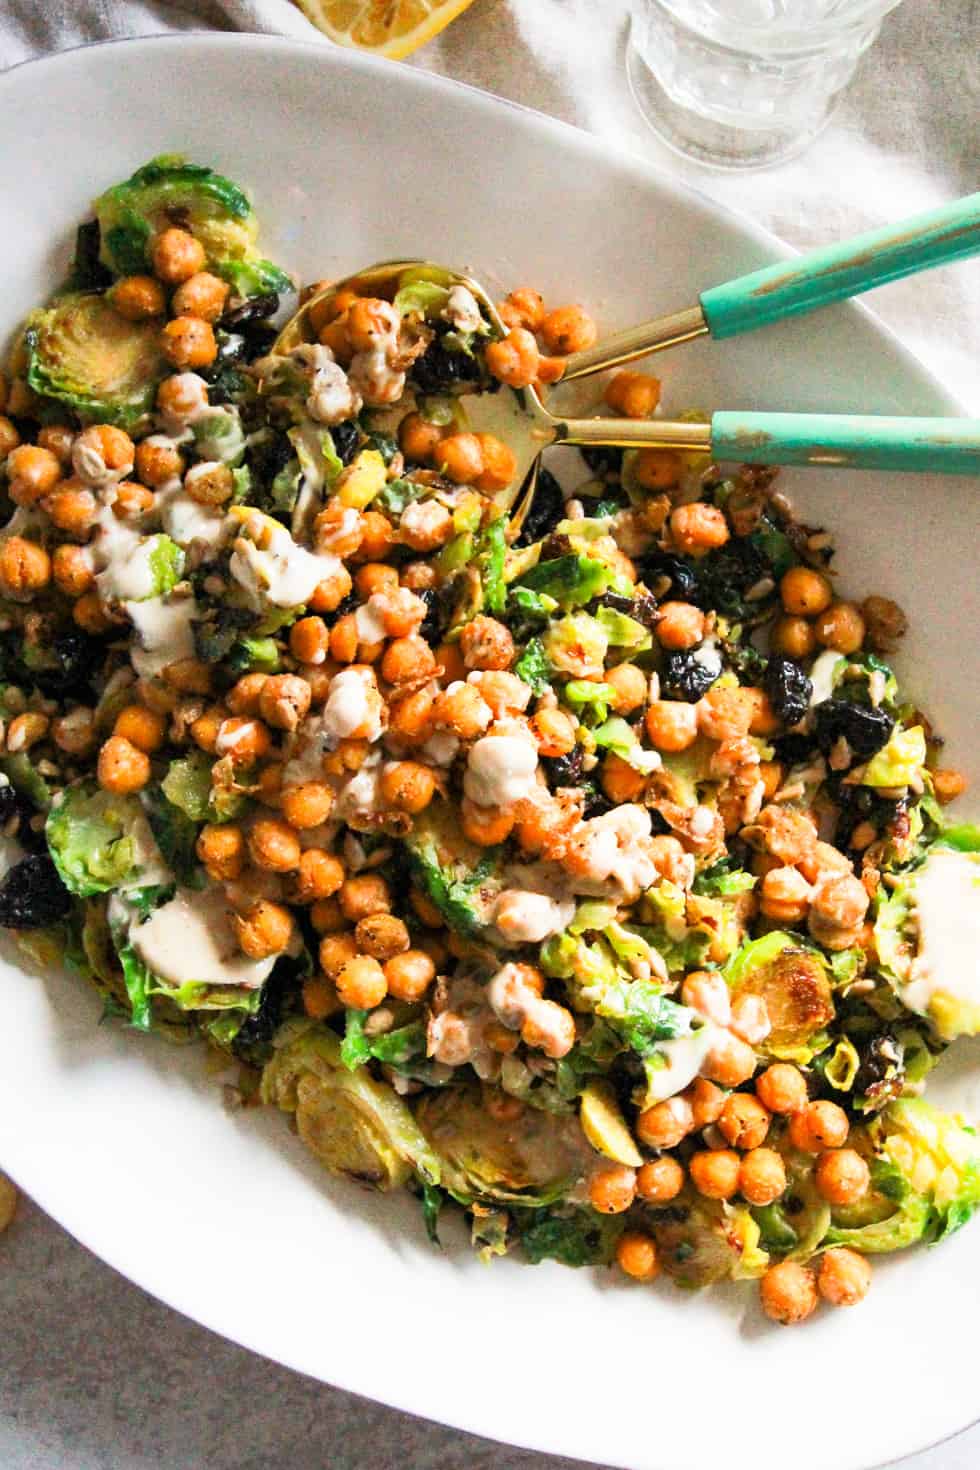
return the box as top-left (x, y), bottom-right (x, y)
top-left (0, 34), bottom-right (978, 1470)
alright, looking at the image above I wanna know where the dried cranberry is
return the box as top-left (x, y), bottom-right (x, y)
top-left (0, 854), bottom-right (72, 929)
top-left (763, 656), bottom-right (812, 727)
top-left (813, 700), bottom-right (894, 759)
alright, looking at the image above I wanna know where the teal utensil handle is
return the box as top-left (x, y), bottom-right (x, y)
top-left (711, 413), bottom-right (980, 475)
top-left (700, 194), bottom-right (980, 339)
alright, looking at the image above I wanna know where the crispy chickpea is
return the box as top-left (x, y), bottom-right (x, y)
top-left (645, 699), bottom-right (698, 752)
top-left (860, 594), bottom-right (907, 653)
top-left (302, 975), bottom-right (340, 1021)
top-left (681, 971), bottom-right (731, 1027)
top-left (111, 481), bottom-right (154, 520)
top-left (770, 614), bottom-right (817, 661)
top-left (356, 511), bottom-right (394, 563)
top-left (256, 762), bottom-right (285, 806)
top-left (636, 1095), bottom-right (695, 1150)
top-left (42, 485), bottom-right (98, 536)
top-left (540, 304), bottom-right (597, 355)
top-left (760, 865), bottom-right (813, 923)
top-left (730, 993), bottom-right (771, 1047)
top-left (381, 635), bottom-right (437, 686)
top-left (636, 1156), bottom-right (685, 1203)
top-left (432, 683), bottom-right (491, 739)
top-left (689, 1149), bottom-right (740, 1200)
top-left (738, 1147), bottom-right (787, 1207)
top-left (355, 912), bottom-right (411, 961)
top-left (340, 871), bottom-right (391, 922)
top-left (161, 316), bottom-right (218, 370)
top-left (0, 416), bottom-right (21, 461)
top-left (485, 327), bottom-right (540, 389)
top-left (259, 674), bottom-right (312, 733)
top-left (756, 1063), bottom-right (809, 1116)
top-left (37, 425), bottom-right (75, 465)
top-left (189, 708), bottom-right (221, 754)
top-left (670, 502), bottom-right (730, 558)
top-left (588, 1164), bottom-right (636, 1215)
top-left (151, 227), bottom-right (206, 284)
top-left (384, 948), bottom-right (437, 1002)
top-left (399, 411), bottom-right (444, 463)
top-left (696, 686), bottom-right (756, 741)
top-left (0, 536), bottom-right (51, 596)
top-left (702, 1030), bottom-right (757, 1088)
top-left (603, 370), bottom-right (661, 418)
top-left (171, 271), bottom-right (230, 323)
top-left (135, 436), bottom-right (184, 488)
top-left (933, 768), bottom-right (968, 805)
top-left (634, 448), bottom-right (683, 490)
top-left (346, 296), bottom-right (397, 351)
top-left (760, 1261), bottom-right (818, 1325)
top-left (319, 932), bottom-right (359, 979)
top-left (814, 601), bottom-right (866, 655)
top-left (289, 616), bottom-right (330, 666)
top-left (196, 823), bottom-right (245, 881)
top-left (293, 848), bottom-right (346, 904)
top-left (718, 1093), bottom-right (771, 1150)
top-left (227, 673), bottom-right (269, 716)
top-left (281, 781), bottom-right (334, 830)
top-left (73, 591), bottom-right (113, 634)
top-left (788, 1099), bottom-right (849, 1153)
top-left (52, 543), bottom-right (95, 599)
top-left (656, 601), bottom-right (706, 651)
top-left (215, 715), bottom-right (270, 764)
top-left (329, 613), bottom-right (359, 664)
top-left (616, 1231), bottom-right (660, 1281)
top-left (531, 705), bottom-right (577, 757)
top-left (310, 896), bottom-right (345, 933)
top-left (97, 735), bottom-right (150, 793)
top-left (248, 817), bottom-right (301, 873)
top-left (817, 1248), bottom-right (871, 1307)
top-left (184, 461), bottom-right (234, 506)
top-left (52, 707), bottom-right (96, 756)
top-left (435, 432), bottom-right (484, 485)
top-left (601, 752), bottom-right (647, 803)
top-left (460, 799), bottom-right (515, 847)
top-left (388, 686), bottom-right (435, 745)
top-left (815, 1148), bottom-right (870, 1206)
top-left (113, 703), bottom-right (166, 753)
top-left (521, 1001), bottom-right (575, 1059)
top-left (435, 641), bottom-right (466, 683)
top-left (780, 565), bottom-right (833, 617)
top-left (355, 562), bottom-right (399, 599)
top-left (499, 286), bottom-right (546, 330)
top-left (110, 275), bottom-right (166, 320)
top-left (688, 1076), bottom-right (727, 1130)
top-left (605, 661), bottom-right (646, 714)
top-left (234, 899), bottom-right (294, 960)
top-left (156, 371), bottom-right (209, 422)
top-left (6, 444), bottom-right (62, 499)
top-left (460, 614), bottom-right (515, 671)
top-left (310, 564), bottom-right (354, 615)
top-left (336, 954), bottom-right (387, 1009)
top-left (474, 434), bottom-right (518, 494)
top-left (380, 760), bottom-right (436, 814)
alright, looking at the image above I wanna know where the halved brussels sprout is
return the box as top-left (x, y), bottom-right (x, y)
top-left (404, 804), bottom-right (502, 937)
top-left (646, 1192), bottom-right (758, 1287)
top-left (261, 1022), bottom-right (439, 1190)
top-left (415, 1084), bottom-right (587, 1205)
top-left (46, 781), bottom-right (164, 897)
top-left (25, 291), bottom-right (166, 428)
top-left (725, 932), bottom-right (834, 1062)
top-left (579, 1079), bottom-right (643, 1167)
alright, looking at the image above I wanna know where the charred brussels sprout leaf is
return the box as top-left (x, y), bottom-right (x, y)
top-left (813, 700), bottom-right (894, 759)
top-left (67, 220), bottom-right (113, 291)
top-left (513, 637), bottom-right (552, 695)
top-left (25, 291), bottom-right (167, 428)
top-left (0, 855), bottom-right (72, 929)
top-left (516, 1207), bottom-right (624, 1267)
top-left (45, 783), bottom-right (152, 897)
top-left (416, 1085), bottom-right (580, 1205)
top-left (763, 656), bottom-right (812, 727)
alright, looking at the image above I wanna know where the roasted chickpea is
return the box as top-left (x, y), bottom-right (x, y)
top-left (398, 410), bottom-right (445, 463)
top-left (645, 699), bottom-right (698, 753)
top-left (718, 1099), bottom-right (769, 1159)
top-left (42, 485), bottom-right (98, 537)
top-left (755, 1063), bottom-right (808, 1117)
top-left (636, 1156), bottom-right (685, 1203)
top-left (688, 1076), bottom-right (727, 1130)
top-left (670, 502), bottom-right (730, 557)
top-left (633, 448), bottom-right (683, 490)
top-left (336, 954), bottom-right (388, 1009)
top-left (521, 1000), bottom-right (575, 1059)
top-left (184, 461), bottom-right (234, 506)
top-left (346, 296), bottom-right (398, 351)
top-left (933, 768), bottom-right (968, 805)
top-left (601, 752), bottom-right (647, 803)
top-left (381, 635), bottom-right (437, 686)
top-left (234, 900), bottom-right (294, 960)
top-left (215, 715), bottom-right (270, 764)
top-left (689, 1149), bottom-right (740, 1200)
top-left (701, 1031), bottom-right (757, 1088)
top-left (339, 872), bottom-right (391, 922)
top-left (97, 735), bottom-right (150, 793)
top-left (135, 436), bottom-right (184, 488)
top-left (227, 672), bottom-right (269, 716)
top-left (656, 601), bottom-right (706, 651)
top-left (540, 304), bottom-right (597, 355)
top-left (293, 849), bottom-right (346, 904)
top-left (603, 370), bottom-right (661, 418)
top-left (588, 1164), bottom-right (636, 1215)
top-left (0, 536), bottom-right (51, 597)
top-left (281, 781), bottom-right (334, 830)
top-left (760, 1261), bottom-right (818, 1324)
top-left (111, 481), bottom-right (154, 520)
top-left (259, 674), bottom-right (312, 733)
top-left (485, 327), bottom-right (540, 389)
top-left (355, 912), bottom-right (411, 961)
top-left (6, 444), bottom-right (62, 500)
top-left (531, 705), bottom-right (577, 757)
top-left (616, 1231), bottom-right (660, 1281)
top-left (171, 271), bottom-right (230, 323)
top-left (196, 824), bottom-right (245, 881)
top-left (110, 275), bottom-right (166, 320)
top-left (498, 286), bottom-right (546, 330)
top-left (460, 615), bottom-right (515, 671)
top-left (815, 1148), bottom-right (870, 1206)
top-left (161, 316), bottom-right (218, 370)
top-left (460, 799), bottom-right (515, 847)
top-left (319, 931), bottom-right (359, 979)
top-left (289, 616), bottom-right (330, 666)
top-left (817, 1247), bottom-right (871, 1307)
top-left (247, 817), bottom-right (301, 873)
top-left (73, 591), bottom-right (113, 634)
top-left (302, 975), bottom-right (341, 1021)
top-left (356, 511), bottom-right (394, 563)
top-left (474, 434), bottom-right (518, 495)
top-left (432, 683), bottom-right (491, 739)
top-left (738, 1148), bottom-right (787, 1206)
top-left (151, 227), bottom-right (206, 284)
top-left (113, 703), bottom-right (166, 753)
top-left (310, 896), bottom-right (346, 933)
top-left (384, 948), bottom-right (437, 1002)
top-left (379, 760), bottom-right (436, 814)
top-left (605, 661), bottom-right (647, 714)
top-left (52, 543), bottom-right (95, 599)
top-left (636, 1095), bottom-right (695, 1150)
top-left (788, 1099), bottom-right (849, 1153)
top-left (435, 432), bottom-right (484, 485)
top-left (0, 416), bottom-right (21, 461)
top-left (36, 424), bottom-right (75, 465)
top-left (770, 614), bottom-right (818, 661)
top-left (860, 595), bottom-right (907, 653)
top-left (779, 565), bottom-right (834, 617)
top-left (814, 600), bottom-right (866, 655)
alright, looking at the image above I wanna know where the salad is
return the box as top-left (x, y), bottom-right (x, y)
top-left (0, 156), bottom-right (977, 1326)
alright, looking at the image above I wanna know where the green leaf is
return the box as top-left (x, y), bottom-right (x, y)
top-left (513, 637), bottom-right (551, 695)
top-left (477, 518), bottom-right (508, 615)
top-left (216, 257), bottom-right (294, 296)
top-left (117, 941), bottom-right (153, 1031)
top-left (517, 1207), bottom-right (624, 1267)
top-left (105, 220), bottom-right (150, 274)
top-left (692, 858), bottom-right (757, 897)
top-left (421, 1181), bottom-right (445, 1246)
top-left (514, 553), bottom-right (612, 609)
top-left (147, 535), bottom-right (185, 597)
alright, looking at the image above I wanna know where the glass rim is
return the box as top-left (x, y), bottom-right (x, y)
top-left (643, 0), bottom-right (906, 52)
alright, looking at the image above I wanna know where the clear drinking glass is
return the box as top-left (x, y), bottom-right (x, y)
top-left (627, 0), bottom-right (906, 169)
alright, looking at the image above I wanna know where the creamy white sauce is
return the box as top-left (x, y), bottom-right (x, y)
top-left (400, 499), bottom-right (451, 540)
top-left (229, 524), bottom-right (342, 609)
top-left (463, 732), bottom-right (539, 808)
top-left (903, 850), bottom-right (980, 1021)
top-left (129, 885), bottom-right (277, 992)
top-left (354, 593), bottom-right (389, 645)
top-left (642, 1026), bottom-right (718, 1103)
top-left (492, 888), bottom-right (575, 945)
top-left (566, 804), bottom-right (659, 902)
top-left (691, 636), bottom-right (723, 681)
top-left (72, 439), bottom-right (131, 489)
top-left (308, 357), bottom-right (360, 427)
top-left (90, 509), bottom-right (147, 602)
top-left (156, 373), bottom-right (211, 437)
top-left (442, 285), bottom-right (484, 335)
top-left (125, 596), bottom-right (198, 679)
top-left (420, 730), bottom-right (460, 767)
top-left (334, 753), bottom-right (383, 823)
top-left (321, 668), bottom-right (383, 743)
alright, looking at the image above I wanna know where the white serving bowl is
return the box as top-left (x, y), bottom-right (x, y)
top-left (0, 35), bottom-right (977, 1470)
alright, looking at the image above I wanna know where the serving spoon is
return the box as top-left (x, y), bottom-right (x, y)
top-left (269, 216), bottom-right (980, 522)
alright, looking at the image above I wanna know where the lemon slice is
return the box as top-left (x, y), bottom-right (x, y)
top-left (295, 0), bottom-right (476, 59)
top-left (580, 1080), bottom-right (643, 1168)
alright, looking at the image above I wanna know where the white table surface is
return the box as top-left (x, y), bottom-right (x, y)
top-left (1, 2), bottom-right (978, 1467)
